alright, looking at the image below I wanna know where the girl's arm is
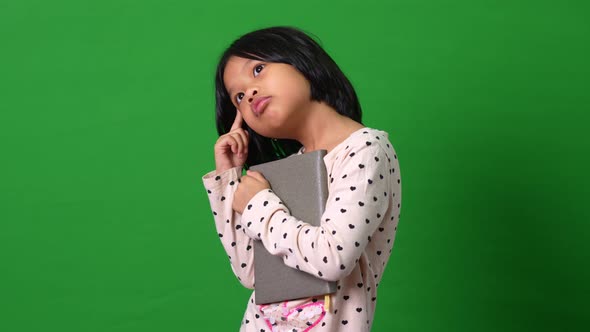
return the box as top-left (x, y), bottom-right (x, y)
top-left (203, 166), bottom-right (255, 289)
top-left (239, 139), bottom-right (401, 281)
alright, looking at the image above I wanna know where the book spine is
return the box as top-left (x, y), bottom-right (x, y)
top-left (316, 154), bottom-right (329, 222)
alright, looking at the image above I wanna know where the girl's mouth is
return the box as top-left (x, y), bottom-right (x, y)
top-left (252, 96), bottom-right (271, 116)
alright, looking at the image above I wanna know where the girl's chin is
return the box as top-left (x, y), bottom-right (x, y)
top-left (247, 121), bottom-right (284, 138)
top-left (252, 128), bottom-right (286, 140)
top-left (252, 129), bottom-right (278, 138)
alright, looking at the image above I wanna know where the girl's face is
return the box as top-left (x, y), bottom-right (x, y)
top-left (223, 56), bottom-right (312, 138)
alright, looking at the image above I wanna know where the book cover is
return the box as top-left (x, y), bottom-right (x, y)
top-left (250, 150), bottom-right (337, 304)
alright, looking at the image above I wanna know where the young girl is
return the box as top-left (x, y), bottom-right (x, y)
top-left (203, 26), bottom-right (402, 331)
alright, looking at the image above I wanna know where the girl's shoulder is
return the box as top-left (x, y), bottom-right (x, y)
top-left (326, 127), bottom-right (392, 158)
top-left (320, 127), bottom-right (398, 176)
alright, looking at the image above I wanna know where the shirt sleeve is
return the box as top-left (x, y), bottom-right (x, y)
top-left (202, 166), bottom-right (255, 289)
top-left (240, 141), bottom-right (393, 282)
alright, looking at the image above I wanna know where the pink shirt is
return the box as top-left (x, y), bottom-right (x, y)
top-left (203, 127), bottom-right (402, 331)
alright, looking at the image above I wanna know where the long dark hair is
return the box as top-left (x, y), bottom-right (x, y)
top-left (215, 26), bottom-right (363, 166)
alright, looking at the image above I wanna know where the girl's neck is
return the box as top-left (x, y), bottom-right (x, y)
top-left (293, 102), bottom-right (364, 154)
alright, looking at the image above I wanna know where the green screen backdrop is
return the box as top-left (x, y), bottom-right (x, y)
top-left (1, 0), bottom-right (588, 331)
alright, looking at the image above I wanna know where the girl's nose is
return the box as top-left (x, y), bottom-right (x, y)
top-left (247, 90), bottom-right (258, 103)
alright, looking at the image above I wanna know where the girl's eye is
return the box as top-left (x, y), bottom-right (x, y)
top-left (235, 64), bottom-right (264, 105)
top-left (236, 92), bottom-right (245, 104)
top-left (254, 64), bottom-right (265, 76)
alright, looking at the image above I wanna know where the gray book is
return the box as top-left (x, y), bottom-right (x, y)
top-left (250, 150), bottom-right (337, 304)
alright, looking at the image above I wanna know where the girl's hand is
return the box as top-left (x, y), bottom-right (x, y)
top-left (233, 170), bottom-right (270, 214)
top-left (214, 111), bottom-right (249, 174)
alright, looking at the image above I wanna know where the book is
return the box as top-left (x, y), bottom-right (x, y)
top-left (250, 150), bottom-right (337, 304)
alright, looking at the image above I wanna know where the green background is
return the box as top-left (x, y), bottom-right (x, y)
top-left (1, 0), bottom-right (588, 331)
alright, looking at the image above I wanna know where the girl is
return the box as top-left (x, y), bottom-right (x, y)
top-left (202, 26), bottom-right (402, 331)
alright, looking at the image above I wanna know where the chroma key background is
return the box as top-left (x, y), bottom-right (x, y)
top-left (1, 1), bottom-right (588, 331)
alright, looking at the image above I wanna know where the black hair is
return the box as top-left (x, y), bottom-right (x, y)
top-left (214, 26), bottom-right (363, 166)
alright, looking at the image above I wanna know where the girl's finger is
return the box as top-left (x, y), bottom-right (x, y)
top-left (228, 134), bottom-right (242, 155)
top-left (232, 130), bottom-right (248, 155)
top-left (229, 132), bottom-right (244, 153)
top-left (246, 170), bottom-right (268, 183)
top-left (230, 110), bottom-right (243, 131)
top-left (220, 135), bottom-right (239, 154)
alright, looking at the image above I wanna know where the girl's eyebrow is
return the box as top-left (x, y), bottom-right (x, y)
top-left (227, 59), bottom-right (255, 97)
